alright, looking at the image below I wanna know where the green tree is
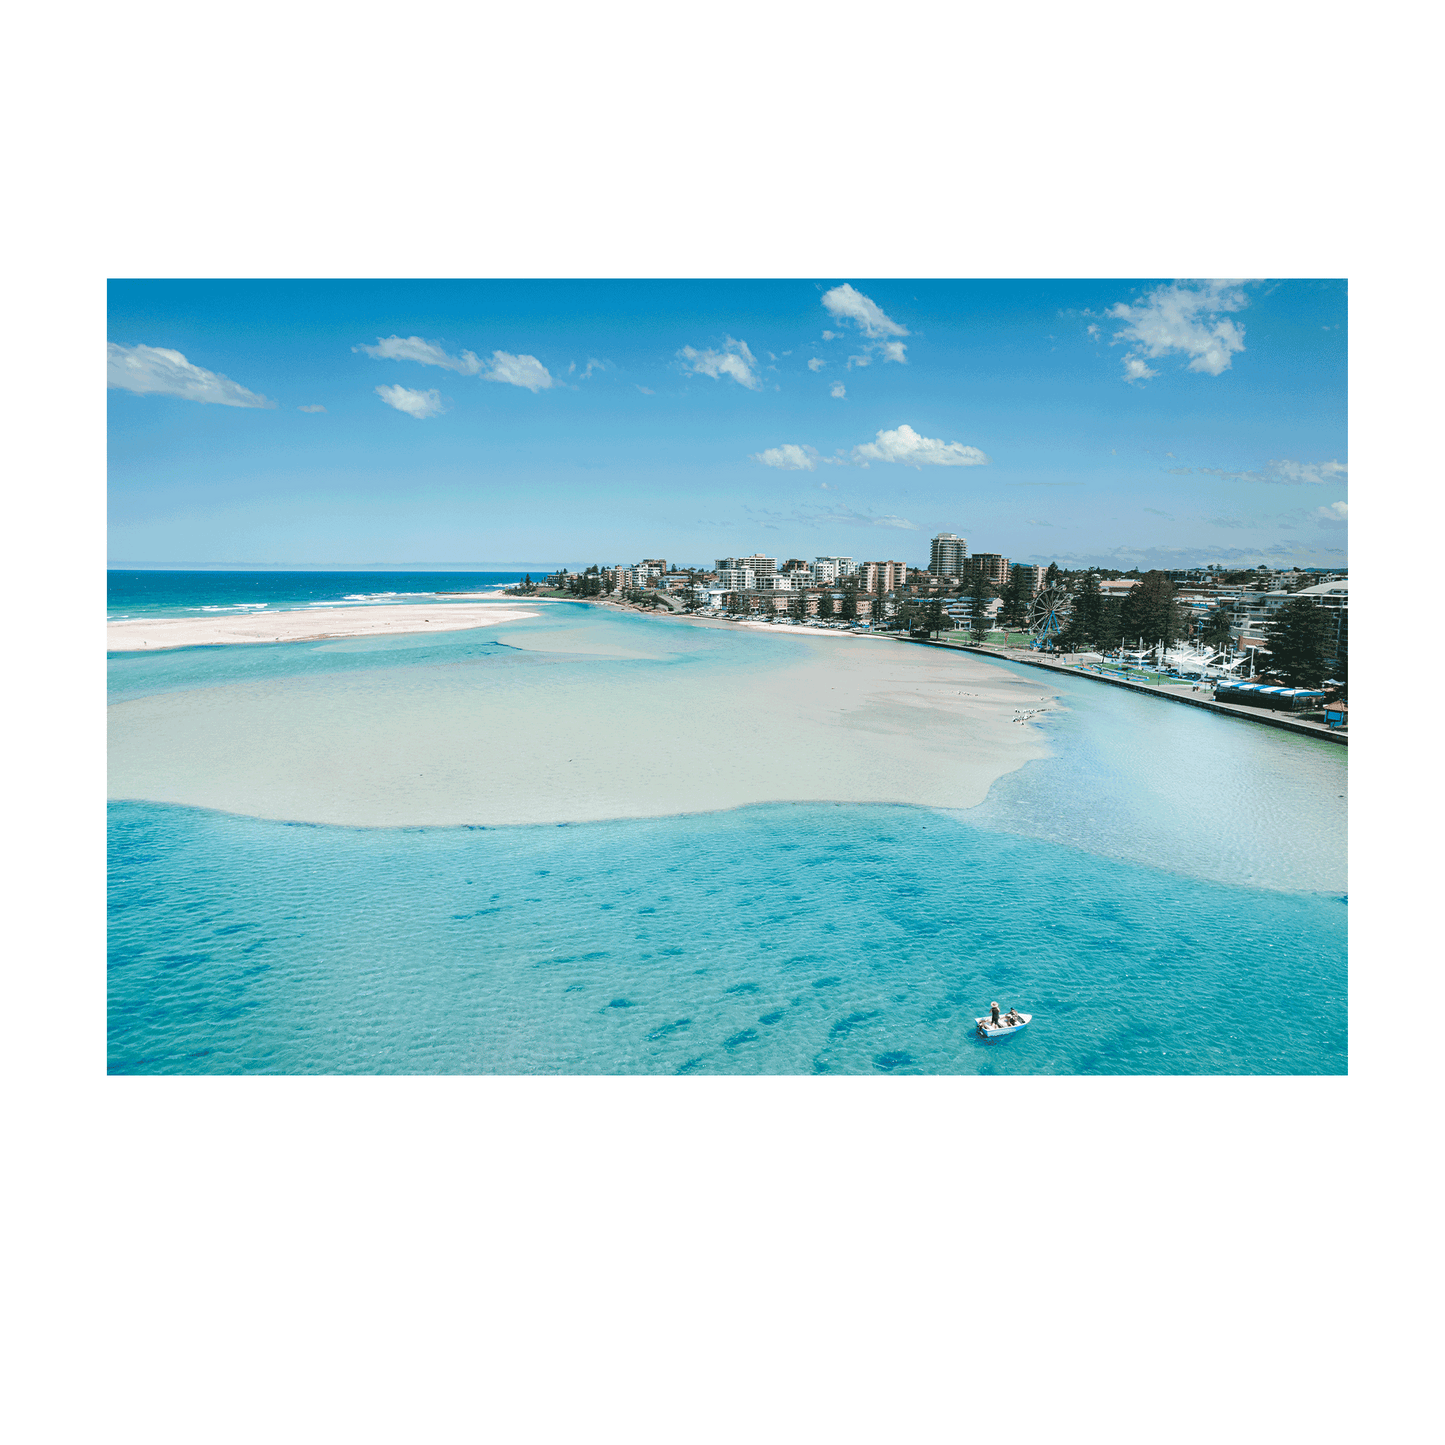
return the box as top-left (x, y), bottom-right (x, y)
top-left (1119, 570), bottom-right (1182, 647)
top-left (817, 589), bottom-right (836, 621)
top-left (761, 594), bottom-right (777, 619)
top-left (1262, 596), bottom-right (1328, 688)
top-left (840, 582), bottom-right (858, 622)
top-left (1044, 562), bottom-right (1061, 589)
top-left (1096, 598), bottom-right (1124, 653)
top-left (788, 589), bottom-right (808, 624)
top-left (965, 572), bottom-right (995, 641)
top-left (999, 568), bottom-right (1030, 629)
top-left (1060, 570), bottom-right (1102, 648)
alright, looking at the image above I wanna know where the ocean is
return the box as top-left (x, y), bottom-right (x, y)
top-left (107, 569), bottom-right (526, 620)
top-left (107, 581), bottom-right (1347, 1074)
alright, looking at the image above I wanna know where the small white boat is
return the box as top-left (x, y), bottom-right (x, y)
top-left (975, 1012), bottom-right (1031, 1040)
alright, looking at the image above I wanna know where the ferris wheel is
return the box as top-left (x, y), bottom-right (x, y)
top-left (1026, 587), bottom-right (1072, 647)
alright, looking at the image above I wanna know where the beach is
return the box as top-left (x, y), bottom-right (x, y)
top-left (106, 599), bottom-right (541, 651)
top-left (108, 611), bottom-right (1054, 827)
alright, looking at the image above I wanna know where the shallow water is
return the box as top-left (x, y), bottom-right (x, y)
top-left (108, 800), bottom-right (1346, 1075)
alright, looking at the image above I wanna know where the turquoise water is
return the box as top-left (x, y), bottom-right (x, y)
top-left (108, 604), bottom-right (1347, 1074)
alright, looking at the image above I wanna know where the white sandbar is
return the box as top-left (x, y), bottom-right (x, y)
top-left (107, 602), bottom-right (543, 652)
top-left (108, 627), bottom-right (1055, 827)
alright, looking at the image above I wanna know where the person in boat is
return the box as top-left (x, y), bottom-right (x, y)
top-left (990, 1002), bottom-right (1001, 1026)
top-left (1004, 1008), bottom-right (1022, 1026)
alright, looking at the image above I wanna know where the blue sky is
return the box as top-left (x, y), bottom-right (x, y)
top-left (108, 279), bottom-right (1347, 571)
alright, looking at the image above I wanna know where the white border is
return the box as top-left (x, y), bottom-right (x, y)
top-left (50, 228), bottom-right (1392, 1127)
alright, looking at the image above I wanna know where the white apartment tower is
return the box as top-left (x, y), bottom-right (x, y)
top-left (929, 533), bottom-right (967, 577)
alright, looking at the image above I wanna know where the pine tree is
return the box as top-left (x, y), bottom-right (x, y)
top-left (817, 589), bottom-right (835, 621)
top-left (966, 571), bottom-right (995, 640)
top-left (840, 582), bottom-right (858, 622)
top-left (1262, 596), bottom-right (1328, 688)
top-left (789, 589), bottom-right (807, 624)
top-left (1120, 570), bottom-right (1182, 647)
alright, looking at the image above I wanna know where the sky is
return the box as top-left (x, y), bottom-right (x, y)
top-left (108, 279), bottom-right (1347, 572)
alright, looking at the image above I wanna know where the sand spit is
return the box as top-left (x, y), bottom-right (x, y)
top-left (107, 601), bottom-right (544, 652)
top-left (108, 630), bottom-right (1057, 827)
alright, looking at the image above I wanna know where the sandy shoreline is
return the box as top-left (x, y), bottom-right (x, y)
top-left (107, 600), bottom-right (543, 651)
top-left (109, 622), bottom-right (1056, 827)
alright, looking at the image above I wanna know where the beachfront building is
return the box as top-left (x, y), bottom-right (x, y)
top-left (942, 596), bottom-right (1002, 628)
top-left (716, 566), bottom-right (756, 592)
top-left (929, 533), bottom-right (967, 578)
top-left (963, 553), bottom-right (1010, 588)
top-left (813, 556), bottom-right (855, 582)
top-left (754, 573), bottom-right (794, 593)
top-left (1098, 578), bottom-right (1139, 598)
top-left (859, 560), bottom-right (907, 594)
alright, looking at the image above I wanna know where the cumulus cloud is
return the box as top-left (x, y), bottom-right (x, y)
top-left (852, 423), bottom-right (989, 468)
top-left (821, 283), bottom-right (909, 365)
top-left (1121, 353), bottom-right (1158, 385)
top-left (355, 335), bottom-right (483, 374)
top-left (677, 337), bottom-right (761, 389)
top-left (822, 330), bottom-right (837, 341)
top-left (822, 284), bottom-right (908, 339)
top-left (375, 385), bottom-right (445, 420)
top-left (751, 444), bottom-right (818, 470)
top-left (807, 357), bottom-right (826, 371)
top-left (1106, 280), bottom-right (1250, 380)
top-left (1316, 501), bottom-right (1348, 523)
top-left (830, 382), bottom-right (846, 399)
top-left (107, 343), bottom-right (275, 408)
top-left (297, 404), bottom-right (327, 413)
top-left (485, 351), bottom-right (555, 392)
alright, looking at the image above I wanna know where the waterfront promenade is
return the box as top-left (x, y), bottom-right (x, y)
top-left (926, 640), bottom-right (1347, 745)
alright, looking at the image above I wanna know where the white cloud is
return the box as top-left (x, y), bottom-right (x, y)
top-left (485, 351), bottom-right (555, 392)
top-left (1121, 353), bottom-right (1158, 384)
top-left (375, 384), bottom-right (445, 420)
top-left (357, 335), bottom-right (555, 391)
top-left (677, 337), bottom-right (761, 389)
top-left (822, 330), bottom-right (837, 341)
top-left (821, 283), bottom-right (908, 339)
top-left (107, 342), bottom-right (275, 408)
top-left (635, 385), bottom-right (655, 395)
top-left (807, 357), bottom-right (826, 371)
top-left (1315, 501), bottom-right (1348, 522)
top-left (847, 355), bottom-right (870, 369)
top-left (355, 335), bottom-right (483, 374)
top-left (1087, 323), bottom-right (1100, 340)
top-left (579, 358), bottom-right (606, 380)
top-left (830, 382), bottom-right (846, 399)
top-left (821, 283), bottom-right (909, 365)
top-left (852, 423), bottom-right (989, 468)
top-left (1199, 459), bottom-right (1348, 485)
top-left (1268, 459), bottom-right (1347, 485)
top-left (297, 404), bottom-right (326, 413)
top-left (1107, 280), bottom-right (1250, 380)
top-left (751, 444), bottom-right (818, 470)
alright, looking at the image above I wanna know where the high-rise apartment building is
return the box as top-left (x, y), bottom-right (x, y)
top-left (929, 533), bottom-right (967, 576)
top-left (814, 556), bottom-right (855, 581)
top-left (964, 553), bottom-right (1010, 587)
top-left (860, 561), bottom-right (907, 593)
top-left (716, 567), bottom-right (755, 591)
